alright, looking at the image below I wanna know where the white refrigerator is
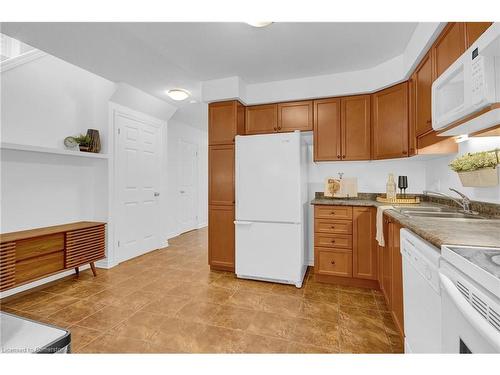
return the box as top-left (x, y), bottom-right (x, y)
top-left (235, 131), bottom-right (308, 288)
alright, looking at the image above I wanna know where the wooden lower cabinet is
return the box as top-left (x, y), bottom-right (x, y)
top-left (208, 205), bottom-right (235, 271)
top-left (316, 249), bottom-right (352, 278)
top-left (352, 207), bottom-right (377, 280)
top-left (379, 213), bottom-right (404, 338)
top-left (0, 222), bottom-right (106, 292)
top-left (313, 205), bottom-right (378, 288)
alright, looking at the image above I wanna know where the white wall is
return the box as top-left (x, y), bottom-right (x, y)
top-left (1, 54), bottom-right (115, 152)
top-left (166, 118), bottom-right (208, 238)
top-left (1, 54), bottom-right (114, 233)
top-left (425, 137), bottom-right (500, 204)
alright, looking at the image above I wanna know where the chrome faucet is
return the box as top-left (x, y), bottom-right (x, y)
top-left (423, 188), bottom-right (475, 214)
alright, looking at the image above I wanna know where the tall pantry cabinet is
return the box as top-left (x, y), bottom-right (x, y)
top-left (208, 100), bottom-right (245, 271)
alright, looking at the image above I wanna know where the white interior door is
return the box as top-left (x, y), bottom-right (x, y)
top-left (115, 110), bottom-right (162, 263)
top-left (177, 139), bottom-right (198, 234)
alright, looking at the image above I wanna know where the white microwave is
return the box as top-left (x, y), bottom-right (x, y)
top-left (432, 22), bottom-right (500, 132)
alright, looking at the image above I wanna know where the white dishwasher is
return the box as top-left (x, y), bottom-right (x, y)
top-left (401, 229), bottom-right (442, 353)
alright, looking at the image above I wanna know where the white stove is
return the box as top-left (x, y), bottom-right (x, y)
top-left (440, 245), bottom-right (500, 353)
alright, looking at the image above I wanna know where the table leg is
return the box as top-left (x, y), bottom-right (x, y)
top-left (75, 267), bottom-right (79, 276)
top-left (90, 262), bottom-right (97, 276)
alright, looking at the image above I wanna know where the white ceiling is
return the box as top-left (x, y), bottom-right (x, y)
top-left (1, 22), bottom-right (418, 121)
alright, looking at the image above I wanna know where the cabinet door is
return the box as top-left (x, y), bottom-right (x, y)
top-left (353, 207), bottom-right (377, 280)
top-left (408, 74), bottom-right (417, 156)
top-left (381, 215), bottom-right (392, 306)
top-left (414, 52), bottom-right (433, 137)
top-left (209, 145), bottom-right (234, 206)
top-left (371, 82), bottom-right (409, 160)
top-left (209, 101), bottom-right (238, 145)
top-left (432, 22), bottom-right (466, 79)
top-left (277, 100), bottom-right (313, 132)
top-left (245, 104), bottom-right (278, 135)
top-left (390, 221), bottom-right (404, 337)
top-left (465, 22), bottom-right (493, 47)
top-left (208, 205), bottom-right (235, 271)
top-left (341, 95), bottom-right (371, 160)
top-left (315, 248), bottom-right (353, 277)
top-left (313, 98), bottom-right (341, 161)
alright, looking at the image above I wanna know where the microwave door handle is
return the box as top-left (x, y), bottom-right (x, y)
top-left (439, 273), bottom-right (500, 351)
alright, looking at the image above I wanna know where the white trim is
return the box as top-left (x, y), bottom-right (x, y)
top-left (0, 264), bottom-right (90, 299)
top-left (197, 222), bottom-right (208, 229)
top-left (0, 50), bottom-right (46, 73)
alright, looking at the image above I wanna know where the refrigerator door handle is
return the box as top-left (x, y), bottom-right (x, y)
top-left (234, 221), bottom-right (253, 225)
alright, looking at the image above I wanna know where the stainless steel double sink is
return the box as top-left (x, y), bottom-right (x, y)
top-left (393, 205), bottom-right (488, 220)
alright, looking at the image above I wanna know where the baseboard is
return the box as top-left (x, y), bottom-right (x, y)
top-left (307, 258), bottom-right (314, 266)
top-left (0, 264), bottom-right (90, 299)
top-left (197, 222), bottom-right (208, 229)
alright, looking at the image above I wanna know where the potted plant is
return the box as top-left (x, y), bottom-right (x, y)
top-left (449, 150), bottom-right (499, 187)
top-left (74, 134), bottom-right (92, 152)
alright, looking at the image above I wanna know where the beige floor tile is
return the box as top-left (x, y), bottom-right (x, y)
top-left (226, 289), bottom-right (266, 310)
top-left (261, 293), bottom-right (303, 317)
top-left (108, 310), bottom-right (167, 341)
top-left (209, 305), bottom-right (256, 331)
top-left (291, 317), bottom-right (340, 351)
top-left (176, 301), bottom-right (222, 324)
top-left (242, 333), bottom-right (290, 353)
top-left (48, 299), bottom-right (107, 325)
top-left (300, 299), bottom-right (340, 323)
top-left (247, 311), bottom-right (297, 340)
top-left (141, 294), bottom-right (191, 316)
top-left (67, 325), bottom-right (102, 352)
top-left (77, 305), bottom-right (135, 331)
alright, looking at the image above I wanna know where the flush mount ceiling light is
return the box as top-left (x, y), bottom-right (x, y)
top-left (245, 22), bottom-right (273, 28)
top-left (167, 88), bottom-right (190, 101)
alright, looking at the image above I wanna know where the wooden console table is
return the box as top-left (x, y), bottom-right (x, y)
top-left (0, 221), bottom-right (106, 292)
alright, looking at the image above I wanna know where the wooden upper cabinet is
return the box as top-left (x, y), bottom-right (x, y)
top-left (432, 22), bottom-right (466, 79)
top-left (371, 82), bottom-right (409, 160)
top-left (208, 205), bottom-right (235, 271)
top-left (245, 104), bottom-right (277, 135)
top-left (414, 52), bottom-right (433, 137)
top-left (277, 100), bottom-right (313, 132)
top-left (209, 100), bottom-right (244, 145)
top-left (209, 145), bottom-right (234, 206)
top-left (465, 22), bottom-right (493, 47)
top-left (352, 207), bottom-right (377, 280)
top-left (341, 95), bottom-right (371, 160)
top-left (313, 98), bottom-right (341, 161)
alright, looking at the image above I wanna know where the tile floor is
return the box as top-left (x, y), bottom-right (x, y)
top-left (0, 228), bottom-right (403, 353)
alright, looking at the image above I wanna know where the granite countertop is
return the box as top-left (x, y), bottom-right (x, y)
top-left (311, 195), bottom-right (500, 249)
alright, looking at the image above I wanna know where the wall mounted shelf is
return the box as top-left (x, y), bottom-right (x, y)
top-left (0, 142), bottom-right (109, 159)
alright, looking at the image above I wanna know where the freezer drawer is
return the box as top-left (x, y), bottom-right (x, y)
top-left (235, 221), bottom-right (304, 286)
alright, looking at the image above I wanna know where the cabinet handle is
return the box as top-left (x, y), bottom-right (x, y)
top-left (342, 155), bottom-right (346, 158)
top-left (330, 212), bottom-right (335, 215)
top-left (331, 260), bottom-right (336, 265)
top-left (273, 126), bottom-right (277, 131)
top-left (337, 154), bottom-right (341, 159)
top-left (330, 226), bottom-right (335, 229)
top-left (331, 240), bottom-right (336, 243)
top-left (426, 119), bottom-right (432, 124)
top-left (403, 150), bottom-right (408, 155)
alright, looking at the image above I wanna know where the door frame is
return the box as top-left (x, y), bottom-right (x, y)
top-left (104, 103), bottom-right (166, 268)
top-left (177, 138), bottom-right (199, 235)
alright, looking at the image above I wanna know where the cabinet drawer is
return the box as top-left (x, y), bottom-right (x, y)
top-left (15, 233), bottom-right (64, 261)
top-left (65, 225), bottom-right (106, 268)
top-left (315, 205), bottom-right (353, 220)
top-left (15, 251), bottom-right (64, 284)
top-left (315, 248), bottom-right (352, 277)
top-left (314, 234), bottom-right (352, 249)
top-left (314, 219), bottom-right (352, 235)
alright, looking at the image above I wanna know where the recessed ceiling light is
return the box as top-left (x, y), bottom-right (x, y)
top-left (167, 88), bottom-right (190, 101)
top-left (245, 22), bottom-right (273, 28)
